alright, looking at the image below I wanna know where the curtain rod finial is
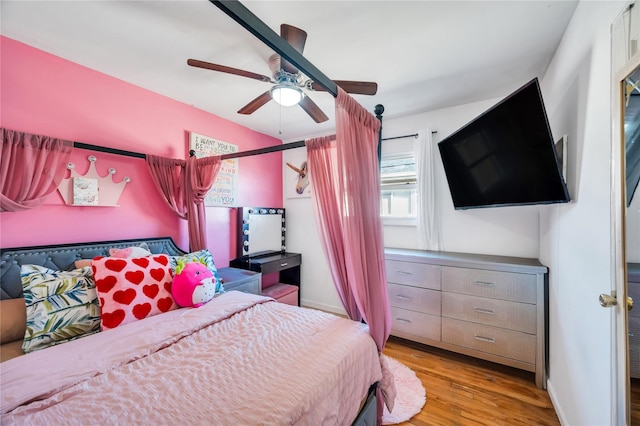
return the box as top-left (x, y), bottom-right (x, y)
top-left (189, 150), bottom-right (196, 157)
top-left (374, 104), bottom-right (384, 118)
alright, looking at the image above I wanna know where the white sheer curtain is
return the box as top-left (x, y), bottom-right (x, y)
top-left (413, 129), bottom-right (442, 250)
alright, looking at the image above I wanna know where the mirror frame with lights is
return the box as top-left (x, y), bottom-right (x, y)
top-left (236, 207), bottom-right (286, 258)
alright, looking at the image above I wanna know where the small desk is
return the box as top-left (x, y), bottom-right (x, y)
top-left (229, 252), bottom-right (301, 305)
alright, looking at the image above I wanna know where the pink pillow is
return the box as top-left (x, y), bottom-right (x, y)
top-left (91, 254), bottom-right (177, 330)
top-left (109, 246), bottom-right (152, 258)
top-left (74, 259), bottom-right (93, 269)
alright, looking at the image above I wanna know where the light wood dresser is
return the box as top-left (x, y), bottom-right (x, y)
top-left (629, 263), bottom-right (640, 378)
top-left (385, 248), bottom-right (548, 389)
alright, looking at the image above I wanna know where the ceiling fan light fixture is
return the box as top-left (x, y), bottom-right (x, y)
top-left (271, 84), bottom-right (303, 106)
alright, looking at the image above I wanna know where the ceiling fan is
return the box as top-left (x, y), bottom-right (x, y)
top-left (187, 24), bottom-right (378, 123)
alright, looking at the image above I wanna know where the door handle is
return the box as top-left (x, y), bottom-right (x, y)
top-left (599, 293), bottom-right (634, 310)
top-left (395, 295), bottom-right (412, 301)
top-left (599, 293), bottom-right (617, 308)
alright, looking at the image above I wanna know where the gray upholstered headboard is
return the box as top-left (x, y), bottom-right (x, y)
top-left (0, 237), bottom-right (186, 300)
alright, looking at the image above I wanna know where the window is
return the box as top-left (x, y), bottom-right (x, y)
top-left (380, 152), bottom-right (417, 225)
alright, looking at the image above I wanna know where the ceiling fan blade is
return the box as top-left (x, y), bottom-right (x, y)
top-left (238, 91), bottom-right (272, 115)
top-left (311, 80), bottom-right (378, 96)
top-left (298, 95), bottom-right (329, 123)
top-left (280, 24), bottom-right (307, 74)
top-left (187, 59), bottom-right (272, 83)
top-left (281, 24), bottom-right (307, 53)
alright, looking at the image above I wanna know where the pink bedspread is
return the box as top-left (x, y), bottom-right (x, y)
top-left (1, 291), bottom-right (382, 425)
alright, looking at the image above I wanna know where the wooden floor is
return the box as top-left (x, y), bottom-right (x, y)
top-left (382, 337), bottom-right (560, 426)
top-left (383, 338), bottom-right (640, 424)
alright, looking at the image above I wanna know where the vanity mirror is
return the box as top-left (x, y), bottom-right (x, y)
top-left (231, 206), bottom-right (300, 307)
top-left (237, 207), bottom-right (286, 258)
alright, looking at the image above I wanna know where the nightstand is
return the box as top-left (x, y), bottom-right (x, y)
top-left (229, 252), bottom-right (301, 306)
top-left (217, 267), bottom-right (261, 295)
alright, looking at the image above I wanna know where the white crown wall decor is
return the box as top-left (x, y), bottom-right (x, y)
top-left (57, 155), bottom-right (131, 207)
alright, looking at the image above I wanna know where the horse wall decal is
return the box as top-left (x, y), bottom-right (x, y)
top-left (286, 161), bottom-right (309, 195)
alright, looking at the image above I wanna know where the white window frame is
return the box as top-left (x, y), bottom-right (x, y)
top-left (380, 150), bottom-right (417, 227)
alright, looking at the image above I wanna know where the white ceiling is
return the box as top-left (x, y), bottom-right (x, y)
top-left (1, 1), bottom-right (578, 142)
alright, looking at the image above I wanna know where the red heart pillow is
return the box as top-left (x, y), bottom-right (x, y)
top-left (92, 254), bottom-right (177, 330)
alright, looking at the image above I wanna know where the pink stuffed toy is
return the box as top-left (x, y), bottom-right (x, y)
top-left (171, 260), bottom-right (220, 308)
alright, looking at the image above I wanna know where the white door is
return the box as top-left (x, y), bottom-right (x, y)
top-left (611, 61), bottom-right (633, 426)
top-left (611, 4), bottom-right (636, 424)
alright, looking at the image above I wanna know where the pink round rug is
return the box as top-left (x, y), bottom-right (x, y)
top-left (382, 355), bottom-right (426, 425)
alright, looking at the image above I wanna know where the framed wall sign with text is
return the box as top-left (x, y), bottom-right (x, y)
top-left (189, 132), bottom-right (239, 207)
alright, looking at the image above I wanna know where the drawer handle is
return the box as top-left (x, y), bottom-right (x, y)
top-left (474, 307), bottom-right (495, 315)
top-left (396, 271), bottom-right (413, 276)
top-left (395, 295), bottom-right (413, 301)
top-left (474, 335), bottom-right (495, 343)
top-left (396, 318), bottom-right (412, 323)
top-left (280, 262), bottom-right (288, 267)
top-left (474, 280), bottom-right (495, 287)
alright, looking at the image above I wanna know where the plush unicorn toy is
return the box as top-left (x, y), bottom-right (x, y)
top-left (171, 259), bottom-right (221, 308)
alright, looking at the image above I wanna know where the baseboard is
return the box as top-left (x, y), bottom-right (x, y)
top-left (300, 299), bottom-right (347, 317)
top-left (546, 378), bottom-right (567, 425)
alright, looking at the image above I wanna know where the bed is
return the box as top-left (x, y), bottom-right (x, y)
top-left (0, 237), bottom-right (381, 425)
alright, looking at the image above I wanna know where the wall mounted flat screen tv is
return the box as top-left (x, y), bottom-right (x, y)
top-left (438, 77), bottom-right (570, 210)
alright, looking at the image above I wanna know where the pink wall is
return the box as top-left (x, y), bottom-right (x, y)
top-left (0, 36), bottom-right (283, 267)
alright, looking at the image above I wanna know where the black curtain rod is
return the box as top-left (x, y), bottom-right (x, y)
top-left (381, 131), bottom-right (437, 142)
top-left (73, 142), bottom-right (146, 159)
top-left (74, 129), bottom-right (428, 161)
top-left (382, 133), bottom-right (417, 141)
top-left (220, 140), bottom-right (306, 160)
top-left (221, 134), bottom-right (340, 160)
top-left (73, 105), bottom-right (392, 161)
top-left (74, 139), bottom-right (309, 161)
top-left (75, 138), bottom-right (310, 161)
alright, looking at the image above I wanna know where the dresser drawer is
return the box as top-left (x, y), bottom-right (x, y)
top-left (630, 316), bottom-right (640, 378)
top-left (390, 307), bottom-right (440, 341)
top-left (258, 254), bottom-right (301, 274)
top-left (628, 281), bottom-right (640, 319)
top-left (441, 266), bottom-right (536, 303)
top-left (442, 317), bottom-right (535, 364)
top-left (386, 260), bottom-right (441, 290)
top-left (388, 283), bottom-right (441, 316)
top-left (442, 292), bottom-right (536, 334)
